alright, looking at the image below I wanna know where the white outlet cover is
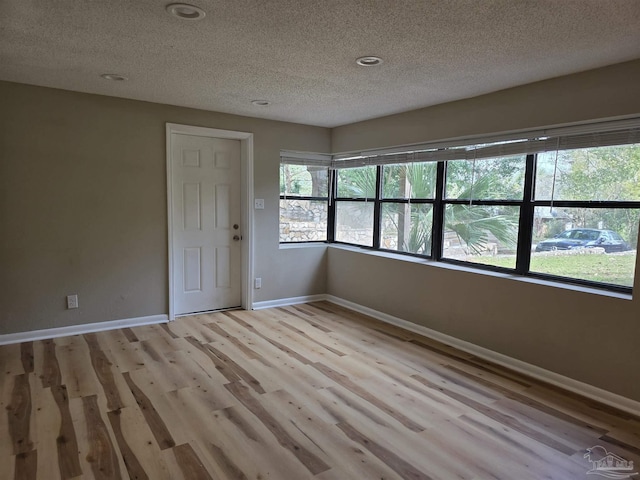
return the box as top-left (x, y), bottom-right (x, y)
top-left (67, 294), bottom-right (79, 309)
top-left (254, 199), bottom-right (265, 209)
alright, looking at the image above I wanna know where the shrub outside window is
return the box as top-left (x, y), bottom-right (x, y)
top-left (334, 166), bottom-right (377, 246)
top-left (442, 156), bottom-right (526, 269)
top-left (380, 163), bottom-right (436, 255)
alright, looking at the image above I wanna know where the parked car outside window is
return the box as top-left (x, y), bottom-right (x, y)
top-left (535, 228), bottom-right (631, 253)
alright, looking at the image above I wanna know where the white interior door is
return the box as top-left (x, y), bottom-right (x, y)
top-left (171, 133), bottom-right (242, 315)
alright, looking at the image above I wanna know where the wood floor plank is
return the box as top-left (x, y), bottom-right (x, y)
top-left (224, 381), bottom-right (331, 475)
top-left (212, 314), bottom-right (336, 393)
top-left (172, 443), bottom-right (214, 480)
top-left (456, 411), bottom-right (594, 478)
top-left (319, 385), bottom-right (393, 427)
top-left (206, 441), bottom-right (249, 480)
top-left (83, 334), bottom-right (125, 411)
top-left (0, 374), bottom-right (15, 460)
top-left (176, 316), bottom-right (219, 344)
top-left (31, 383), bottom-right (62, 480)
top-left (205, 397), bottom-right (323, 480)
top-left (278, 320), bottom-right (346, 357)
top-left (265, 388), bottom-right (407, 480)
top-left (162, 349), bottom-right (237, 410)
top-left (223, 310), bottom-right (317, 365)
top-left (122, 372), bottom-right (176, 450)
top-left (50, 385), bottom-right (82, 479)
top-left (135, 349), bottom-right (191, 394)
top-left (255, 308), bottom-right (347, 363)
top-left (56, 343), bottom-right (101, 400)
top-left (20, 343), bottom-right (34, 374)
top-left (425, 416), bottom-right (550, 480)
top-left (139, 330), bottom-right (179, 356)
top-left (122, 328), bottom-right (140, 343)
top-left (316, 387), bottom-right (473, 479)
top-left (1, 302), bottom-right (639, 480)
top-left (204, 319), bottom-right (265, 362)
top-left (0, 369), bottom-right (17, 477)
top-left (337, 421), bottom-right (433, 480)
top-left (107, 409), bottom-right (149, 480)
top-left (275, 306), bottom-right (333, 333)
top-left (163, 389), bottom-right (262, 479)
top-left (108, 404), bottom-right (173, 479)
top-left (93, 329), bottom-right (146, 373)
top-left (205, 343), bottom-right (266, 394)
top-left (40, 340), bottom-right (61, 388)
top-left (184, 333), bottom-right (269, 395)
top-left (14, 450), bottom-right (37, 480)
top-left (183, 336), bottom-right (244, 384)
top-left (0, 344), bottom-right (26, 376)
top-left (159, 323), bottom-right (179, 340)
top-left (8, 373), bottom-right (34, 455)
top-left (312, 362), bottom-right (426, 432)
top-left (2, 454), bottom-right (16, 480)
top-left (82, 395), bottom-right (122, 480)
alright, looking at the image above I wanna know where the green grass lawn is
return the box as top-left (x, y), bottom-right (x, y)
top-left (473, 252), bottom-right (637, 287)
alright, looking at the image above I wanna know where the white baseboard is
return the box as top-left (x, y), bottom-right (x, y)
top-left (252, 294), bottom-right (327, 310)
top-left (0, 314), bottom-right (168, 346)
top-left (325, 295), bottom-right (640, 417)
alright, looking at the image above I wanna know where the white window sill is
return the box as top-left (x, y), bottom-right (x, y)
top-left (328, 244), bottom-right (633, 301)
top-left (279, 242), bottom-right (329, 250)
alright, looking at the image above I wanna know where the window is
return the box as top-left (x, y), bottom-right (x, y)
top-left (530, 144), bottom-right (640, 288)
top-left (442, 156), bottom-right (525, 269)
top-left (279, 163), bottom-right (330, 242)
top-left (280, 119), bottom-right (640, 292)
top-left (334, 166), bottom-right (376, 246)
top-left (380, 163), bottom-right (436, 255)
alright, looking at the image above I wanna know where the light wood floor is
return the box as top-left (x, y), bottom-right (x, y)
top-left (1, 302), bottom-right (639, 480)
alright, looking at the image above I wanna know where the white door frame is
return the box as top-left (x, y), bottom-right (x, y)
top-left (166, 123), bottom-right (254, 320)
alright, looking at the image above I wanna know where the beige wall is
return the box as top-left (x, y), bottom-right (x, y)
top-left (328, 60), bottom-right (640, 402)
top-left (332, 59), bottom-right (640, 153)
top-left (0, 81), bottom-right (330, 334)
top-left (327, 248), bottom-right (640, 402)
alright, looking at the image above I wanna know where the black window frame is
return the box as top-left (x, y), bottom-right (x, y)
top-left (280, 124), bottom-right (640, 294)
top-left (438, 154), bottom-right (528, 272)
top-left (332, 165), bottom-right (379, 248)
top-left (377, 162), bottom-right (437, 258)
top-left (278, 164), bottom-right (333, 244)
top-left (328, 152), bottom-right (640, 293)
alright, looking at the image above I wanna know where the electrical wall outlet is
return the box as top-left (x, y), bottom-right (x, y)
top-left (254, 277), bottom-right (262, 289)
top-left (67, 294), bottom-right (79, 309)
top-left (254, 198), bottom-right (265, 209)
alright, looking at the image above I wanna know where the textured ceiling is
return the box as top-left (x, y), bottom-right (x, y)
top-left (1, 0), bottom-right (640, 127)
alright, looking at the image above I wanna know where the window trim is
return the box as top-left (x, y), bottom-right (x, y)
top-left (279, 163), bottom-right (331, 244)
top-left (280, 118), bottom-right (640, 293)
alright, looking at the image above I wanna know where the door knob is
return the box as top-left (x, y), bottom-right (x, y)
top-left (233, 235), bottom-right (241, 241)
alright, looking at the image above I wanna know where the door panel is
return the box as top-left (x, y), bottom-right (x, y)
top-left (171, 133), bottom-right (241, 315)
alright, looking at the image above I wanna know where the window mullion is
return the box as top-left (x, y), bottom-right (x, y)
top-left (516, 153), bottom-right (536, 274)
top-left (432, 161), bottom-right (446, 260)
top-left (372, 165), bottom-right (382, 249)
top-left (328, 169), bottom-right (336, 242)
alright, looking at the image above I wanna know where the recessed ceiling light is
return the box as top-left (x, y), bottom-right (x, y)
top-left (356, 56), bottom-right (383, 67)
top-left (251, 100), bottom-right (271, 106)
top-left (166, 3), bottom-right (206, 20)
top-left (101, 73), bottom-right (128, 81)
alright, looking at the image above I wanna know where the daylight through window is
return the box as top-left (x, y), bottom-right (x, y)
top-left (280, 120), bottom-right (640, 292)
